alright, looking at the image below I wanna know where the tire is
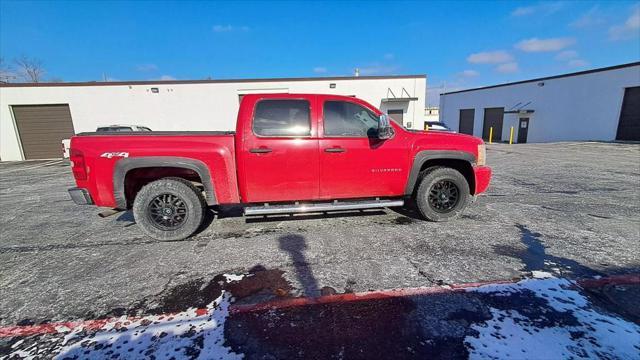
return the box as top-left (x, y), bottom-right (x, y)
top-left (133, 177), bottom-right (206, 241)
top-left (415, 166), bottom-right (470, 222)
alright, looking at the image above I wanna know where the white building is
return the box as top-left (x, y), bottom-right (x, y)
top-left (0, 75), bottom-right (426, 161)
top-left (440, 62), bottom-right (640, 143)
top-left (424, 107), bottom-right (440, 127)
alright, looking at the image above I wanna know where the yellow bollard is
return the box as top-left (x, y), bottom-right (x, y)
top-left (489, 127), bottom-right (493, 144)
top-left (509, 126), bottom-right (514, 145)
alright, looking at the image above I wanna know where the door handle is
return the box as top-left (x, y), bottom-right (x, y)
top-left (249, 148), bottom-right (272, 153)
top-left (324, 147), bottom-right (346, 153)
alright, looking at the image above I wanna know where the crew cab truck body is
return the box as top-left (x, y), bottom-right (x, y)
top-left (69, 94), bottom-right (491, 240)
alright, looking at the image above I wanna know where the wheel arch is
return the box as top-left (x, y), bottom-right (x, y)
top-left (113, 157), bottom-right (216, 209)
top-left (404, 151), bottom-right (477, 196)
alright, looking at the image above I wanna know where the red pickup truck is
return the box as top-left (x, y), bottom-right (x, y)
top-left (68, 94), bottom-right (491, 240)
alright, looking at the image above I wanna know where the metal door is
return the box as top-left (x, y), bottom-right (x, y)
top-left (517, 118), bottom-right (529, 143)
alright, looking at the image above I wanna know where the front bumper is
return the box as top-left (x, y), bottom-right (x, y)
top-left (68, 187), bottom-right (94, 205)
top-left (473, 166), bottom-right (492, 195)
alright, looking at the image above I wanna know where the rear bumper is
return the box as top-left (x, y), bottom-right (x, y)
top-left (68, 187), bottom-right (94, 205)
top-left (473, 166), bottom-right (492, 195)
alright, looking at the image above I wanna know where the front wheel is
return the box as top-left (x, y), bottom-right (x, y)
top-left (133, 177), bottom-right (205, 241)
top-left (415, 167), bottom-right (470, 222)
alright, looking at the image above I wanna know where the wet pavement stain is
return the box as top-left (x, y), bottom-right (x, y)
top-left (393, 216), bottom-right (415, 225)
top-left (121, 267), bottom-right (294, 317)
top-left (213, 227), bottom-right (308, 240)
top-left (375, 216), bottom-right (417, 226)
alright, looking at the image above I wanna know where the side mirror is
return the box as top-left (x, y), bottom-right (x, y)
top-left (378, 114), bottom-right (394, 139)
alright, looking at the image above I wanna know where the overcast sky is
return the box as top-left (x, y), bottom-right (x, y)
top-left (1, 0), bottom-right (639, 105)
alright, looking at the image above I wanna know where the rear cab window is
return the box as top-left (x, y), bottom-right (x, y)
top-left (252, 100), bottom-right (311, 137)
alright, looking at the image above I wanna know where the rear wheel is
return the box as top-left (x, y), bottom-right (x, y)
top-left (133, 177), bottom-right (205, 240)
top-left (415, 167), bottom-right (470, 221)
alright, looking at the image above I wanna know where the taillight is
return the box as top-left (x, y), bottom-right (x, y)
top-left (70, 149), bottom-right (87, 180)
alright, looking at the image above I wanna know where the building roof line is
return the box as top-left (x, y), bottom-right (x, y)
top-left (0, 74), bottom-right (426, 88)
top-left (442, 62), bottom-right (640, 96)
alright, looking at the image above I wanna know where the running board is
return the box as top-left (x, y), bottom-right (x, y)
top-left (244, 199), bottom-right (404, 216)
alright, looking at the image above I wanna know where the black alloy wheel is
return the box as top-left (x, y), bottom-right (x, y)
top-left (147, 193), bottom-right (189, 230)
top-left (427, 180), bottom-right (460, 213)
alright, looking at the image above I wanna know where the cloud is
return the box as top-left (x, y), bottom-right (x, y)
top-left (511, 2), bottom-right (563, 17)
top-left (383, 53), bottom-right (395, 60)
top-left (608, 6), bottom-right (640, 41)
top-left (313, 67), bottom-right (327, 74)
top-left (212, 25), bottom-right (250, 33)
top-left (515, 37), bottom-right (575, 52)
top-left (159, 75), bottom-right (176, 80)
top-left (555, 50), bottom-right (578, 60)
top-left (512, 6), bottom-right (535, 17)
top-left (136, 64), bottom-right (158, 72)
top-left (496, 62), bottom-right (519, 74)
top-left (570, 6), bottom-right (606, 28)
top-left (554, 51), bottom-right (588, 67)
top-left (568, 59), bottom-right (589, 67)
top-left (459, 69), bottom-right (479, 77)
top-left (467, 50), bottom-right (513, 64)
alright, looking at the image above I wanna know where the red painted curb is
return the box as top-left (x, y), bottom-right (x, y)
top-left (0, 319), bottom-right (109, 338)
top-left (1, 274), bottom-right (638, 338)
top-left (576, 274), bottom-right (640, 288)
top-left (230, 278), bottom-right (519, 314)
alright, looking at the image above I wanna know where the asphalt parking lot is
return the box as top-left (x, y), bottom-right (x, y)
top-left (0, 142), bottom-right (639, 328)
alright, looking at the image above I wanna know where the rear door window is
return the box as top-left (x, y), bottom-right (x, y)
top-left (253, 100), bottom-right (311, 137)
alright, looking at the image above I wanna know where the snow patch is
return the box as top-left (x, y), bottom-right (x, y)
top-left (531, 270), bottom-right (553, 279)
top-left (224, 273), bottom-right (245, 282)
top-left (6, 280), bottom-right (246, 359)
top-left (465, 276), bottom-right (640, 359)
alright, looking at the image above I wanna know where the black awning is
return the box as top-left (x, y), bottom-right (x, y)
top-left (381, 97), bottom-right (418, 103)
top-left (504, 109), bottom-right (535, 114)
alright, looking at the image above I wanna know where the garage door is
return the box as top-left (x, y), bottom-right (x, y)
top-left (12, 104), bottom-right (75, 160)
top-left (616, 86), bottom-right (640, 141)
top-left (387, 109), bottom-right (404, 124)
top-left (482, 107), bottom-right (504, 142)
top-left (459, 109), bottom-right (475, 135)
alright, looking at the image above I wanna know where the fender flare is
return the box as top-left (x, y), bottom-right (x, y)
top-left (113, 156), bottom-right (216, 209)
top-left (404, 150), bottom-right (476, 195)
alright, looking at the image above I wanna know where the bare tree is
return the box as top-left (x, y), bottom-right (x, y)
top-left (0, 57), bottom-right (18, 83)
top-left (14, 55), bottom-right (46, 83)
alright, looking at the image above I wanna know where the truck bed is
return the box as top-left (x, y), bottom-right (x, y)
top-left (70, 132), bottom-right (240, 207)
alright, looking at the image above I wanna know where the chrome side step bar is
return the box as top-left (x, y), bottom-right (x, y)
top-left (244, 199), bottom-right (404, 216)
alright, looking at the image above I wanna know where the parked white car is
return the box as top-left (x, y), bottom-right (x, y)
top-left (61, 139), bottom-right (71, 158)
top-left (425, 121), bottom-right (454, 132)
top-left (62, 125), bottom-right (152, 158)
